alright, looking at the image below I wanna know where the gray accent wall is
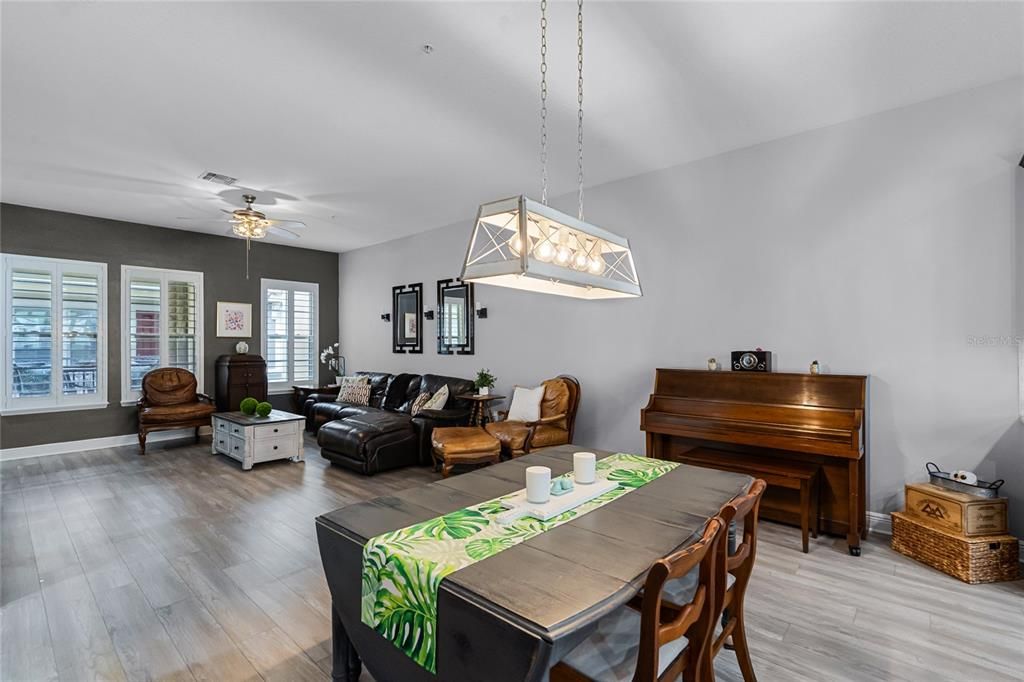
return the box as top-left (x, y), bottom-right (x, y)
top-left (338, 78), bottom-right (1024, 532)
top-left (0, 203), bottom-right (339, 448)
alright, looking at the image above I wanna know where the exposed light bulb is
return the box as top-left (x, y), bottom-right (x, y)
top-left (508, 234), bottom-right (523, 256)
top-left (555, 245), bottom-right (573, 265)
top-left (535, 240), bottom-right (555, 262)
top-left (572, 250), bottom-right (589, 271)
top-left (588, 255), bottom-right (606, 275)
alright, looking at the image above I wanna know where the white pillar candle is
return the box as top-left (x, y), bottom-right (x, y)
top-left (574, 452), bottom-right (597, 484)
top-left (525, 466), bottom-right (551, 504)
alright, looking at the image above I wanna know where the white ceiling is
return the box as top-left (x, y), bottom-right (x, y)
top-left (2, 2), bottom-right (1021, 252)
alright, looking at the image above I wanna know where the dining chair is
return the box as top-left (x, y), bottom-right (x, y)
top-left (550, 515), bottom-right (727, 682)
top-left (658, 478), bottom-right (767, 682)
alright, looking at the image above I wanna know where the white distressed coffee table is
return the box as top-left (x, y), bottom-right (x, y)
top-left (212, 410), bottom-right (305, 470)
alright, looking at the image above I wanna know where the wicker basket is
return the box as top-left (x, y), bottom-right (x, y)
top-left (891, 512), bottom-right (1018, 584)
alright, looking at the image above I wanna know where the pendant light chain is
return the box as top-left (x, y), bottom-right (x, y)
top-left (539, 0), bottom-right (549, 205)
top-left (576, 0), bottom-right (585, 221)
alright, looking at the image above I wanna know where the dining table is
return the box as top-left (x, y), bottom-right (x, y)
top-left (315, 445), bottom-right (753, 682)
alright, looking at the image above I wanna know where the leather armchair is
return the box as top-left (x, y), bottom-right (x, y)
top-left (137, 367), bottom-right (216, 454)
top-left (485, 375), bottom-right (581, 458)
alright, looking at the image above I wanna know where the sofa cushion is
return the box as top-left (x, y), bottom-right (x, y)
top-left (507, 385), bottom-right (544, 422)
top-left (353, 371), bottom-right (393, 408)
top-left (383, 373), bottom-right (422, 411)
top-left (318, 411), bottom-right (414, 456)
top-left (418, 374), bottom-right (475, 410)
top-left (140, 403), bottom-right (216, 424)
top-left (422, 384), bottom-right (449, 411)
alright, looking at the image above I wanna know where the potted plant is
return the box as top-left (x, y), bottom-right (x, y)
top-left (320, 343), bottom-right (345, 385)
top-left (474, 368), bottom-right (497, 396)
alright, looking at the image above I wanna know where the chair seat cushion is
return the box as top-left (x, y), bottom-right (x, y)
top-left (529, 424), bottom-right (569, 449)
top-left (139, 403), bottom-right (216, 424)
top-left (432, 427), bottom-right (501, 456)
top-left (560, 606), bottom-right (689, 682)
top-left (484, 421), bottom-right (530, 452)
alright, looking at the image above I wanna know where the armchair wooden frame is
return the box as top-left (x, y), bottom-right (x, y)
top-left (137, 368), bottom-right (215, 455)
top-left (551, 516), bottom-right (727, 682)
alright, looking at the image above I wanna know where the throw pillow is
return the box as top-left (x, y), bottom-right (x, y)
top-left (422, 384), bottom-right (449, 411)
top-left (337, 377), bottom-right (371, 406)
top-left (506, 385), bottom-right (544, 422)
top-left (336, 376), bottom-right (368, 403)
top-left (409, 391), bottom-right (432, 416)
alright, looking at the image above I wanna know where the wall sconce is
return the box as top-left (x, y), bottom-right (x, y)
top-left (381, 312), bottom-right (391, 322)
top-left (423, 309), bottom-right (435, 321)
top-left (476, 303), bottom-right (488, 319)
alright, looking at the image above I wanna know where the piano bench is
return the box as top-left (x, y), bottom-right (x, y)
top-left (677, 450), bottom-right (820, 553)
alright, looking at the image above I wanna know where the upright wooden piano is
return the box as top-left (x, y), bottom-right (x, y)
top-left (641, 369), bottom-right (868, 555)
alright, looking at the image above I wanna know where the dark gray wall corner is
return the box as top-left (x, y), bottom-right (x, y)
top-left (0, 203), bottom-right (339, 448)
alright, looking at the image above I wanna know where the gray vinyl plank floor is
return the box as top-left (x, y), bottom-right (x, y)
top-left (1, 436), bottom-right (1021, 682)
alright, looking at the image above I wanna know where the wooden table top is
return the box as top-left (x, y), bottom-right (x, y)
top-left (454, 393), bottom-right (507, 402)
top-left (215, 410), bottom-right (304, 425)
top-left (316, 445), bottom-right (752, 682)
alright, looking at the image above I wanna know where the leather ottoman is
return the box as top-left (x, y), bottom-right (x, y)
top-left (318, 411), bottom-right (418, 475)
top-left (431, 427), bottom-right (501, 478)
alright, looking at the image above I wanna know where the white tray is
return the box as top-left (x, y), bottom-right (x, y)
top-left (495, 476), bottom-right (619, 525)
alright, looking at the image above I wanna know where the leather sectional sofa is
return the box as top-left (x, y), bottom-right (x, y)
top-left (303, 371), bottom-right (475, 475)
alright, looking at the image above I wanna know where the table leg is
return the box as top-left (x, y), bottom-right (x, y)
top-left (332, 605), bottom-right (362, 682)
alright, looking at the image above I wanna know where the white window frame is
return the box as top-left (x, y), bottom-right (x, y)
top-left (120, 265), bottom-right (204, 406)
top-left (260, 278), bottom-right (319, 394)
top-left (1, 254), bottom-right (108, 415)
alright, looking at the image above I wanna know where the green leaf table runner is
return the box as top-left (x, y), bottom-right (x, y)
top-left (361, 453), bottom-right (679, 673)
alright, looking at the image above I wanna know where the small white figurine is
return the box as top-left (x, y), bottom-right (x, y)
top-left (707, 358), bottom-right (718, 371)
top-left (809, 360), bottom-right (820, 375)
top-left (951, 470), bottom-right (978, 485)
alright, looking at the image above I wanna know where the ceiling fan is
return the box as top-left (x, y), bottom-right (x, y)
top-left (177, 194), bottom-right (307, 278)
top-left (178, 193), bottom-right (306, 240)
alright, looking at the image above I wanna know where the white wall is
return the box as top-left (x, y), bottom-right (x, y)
top-left (339, 78), bottom-right (1023, 521)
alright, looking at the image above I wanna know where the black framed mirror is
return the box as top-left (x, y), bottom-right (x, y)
top-left (437, 278), bottom-right (474, 355)
top-left (392, 283), bottom-right (423, 353)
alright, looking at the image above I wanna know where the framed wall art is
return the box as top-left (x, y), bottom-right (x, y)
top-left (216, 301), bottom-right (252, 337)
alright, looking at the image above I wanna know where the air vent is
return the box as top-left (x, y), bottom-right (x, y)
top-left (198, 171), bottom-right (238, 186)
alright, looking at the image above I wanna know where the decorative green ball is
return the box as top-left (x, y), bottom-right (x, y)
top-left (239, 397), bottom-right (258, 415)
top-left (255, 401), bottom-right (273, 418)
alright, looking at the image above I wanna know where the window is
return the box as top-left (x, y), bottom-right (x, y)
top-left (261, 278), bottom-right (318, 392)
top-left (121, 265), bottom-right (203, 404)
top-left (1, 254), bottom-right (107, 415)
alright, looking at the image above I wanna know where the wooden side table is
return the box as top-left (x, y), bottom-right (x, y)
top-left (455, 393), bottom-right (506, 426)
top-left (291, 384), bottom-right (339, 412)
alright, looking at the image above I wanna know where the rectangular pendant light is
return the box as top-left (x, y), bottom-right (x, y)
top-left (461, 196), bottom-right (642, 300)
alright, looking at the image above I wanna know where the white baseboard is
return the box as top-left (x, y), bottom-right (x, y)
top-left (0, 427), bottom-right (212, 461)
top-left (867, 511), bottom-right (892, 536)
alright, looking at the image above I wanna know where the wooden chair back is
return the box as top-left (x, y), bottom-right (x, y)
top-left (720, 479), bottom-right (766, 596)
top-left (635, 516), bottom-right (726, 682)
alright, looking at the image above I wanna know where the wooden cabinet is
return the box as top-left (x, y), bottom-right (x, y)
top-left (214, 354), bottom-right (267, 413)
